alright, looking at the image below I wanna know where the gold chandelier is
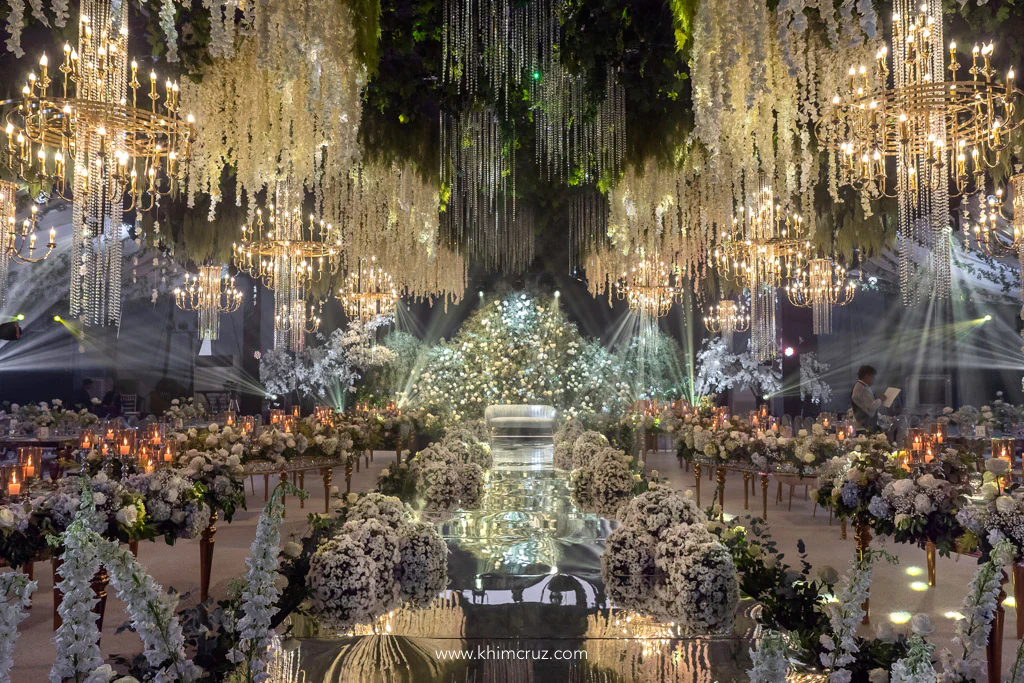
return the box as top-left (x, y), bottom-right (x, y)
top-left (786, 256), bottom-right (857, 335)
top-left (614, 259), bottom-right (681, 319)
top-left (1, 180), bottom-right (56, 308)
top-left (173, 265), bottom-right (243, 341)
top-left (0, 0), bottom-right (194, 326)
top-left (233, 177), bottom-right (339, 352)
top-left (816, 0), bottom-right (1020, 305)
top-left (338, 256), bottom-right (399, 323)
top-left (703, 297), bottom-right (750, 346)
top-left (714, 180), bottom-right (809, 361)
top-left (960, 172), bottom-right (1024, 300)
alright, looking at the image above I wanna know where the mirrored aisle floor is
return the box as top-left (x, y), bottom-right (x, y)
top-left (296, 437), bottom-right (753, 682)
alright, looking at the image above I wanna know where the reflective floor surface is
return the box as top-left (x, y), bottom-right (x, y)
top-left (296, 437), bottom-right (753, 682)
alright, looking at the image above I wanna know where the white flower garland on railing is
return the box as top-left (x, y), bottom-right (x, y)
top-left (935, 539), bottom-right (1015, 682)
top-left (227, 484), bottom-right (300, 681)
top-left (0, 571), bottom-right (36, 682)
top-left (95, 538), bottom-right (202, 682)
top-left (747, 629), bottom-right (789, 683)
top-left (48, 506), bottom-right (104, 683)
top-left (819, 551), bottom-right (877, 681)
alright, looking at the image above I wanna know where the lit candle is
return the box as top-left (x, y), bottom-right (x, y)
top-left (23, 460), bottom-right (35, 478)
top-left (145, 459), bottom-right (155, 473)
top-left (162, 445), bottom-right (173, 463)
top-left (119, 437), bottom-right (131, 456)
top-left (8, 473), bottom-right (21, 496)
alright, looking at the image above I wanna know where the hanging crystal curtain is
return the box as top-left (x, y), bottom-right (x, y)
top-left (534, 66), bottom-right (626, 184)
top-left (442, 0), bottom-right (561, 108)
top-left (440, 109), bottom-right (534, 272)
top-left (0, 181), bottom-right (15, 308)
top-left (569, 187), bottom-right (608, 275)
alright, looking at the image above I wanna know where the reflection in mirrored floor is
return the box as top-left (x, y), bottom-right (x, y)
top-left (294, 437), bottom-right (753, 682)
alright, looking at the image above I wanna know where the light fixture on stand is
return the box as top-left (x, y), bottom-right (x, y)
top-left (714, 179), bottom-right (808, 361)
top-left (703, 296), bottom-right (751, 346)
top-left (786, 255), bottom-right (857, 335)
top-left (173, 265), bottom-right (243, 341)
top-left (338, 256), bottom-right (399, 324)
top-left (233, 176), bottom-right (339, 352)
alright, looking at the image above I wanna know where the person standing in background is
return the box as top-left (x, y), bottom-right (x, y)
top-left (851, 365), bottom-right (882, 433)
top-left (70, 378), bottom-right (94, 411)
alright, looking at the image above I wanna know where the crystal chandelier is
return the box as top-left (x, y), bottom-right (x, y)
top-left (961, 172), bottom-right (1024, 300)
top-left (338, 256), bottom-right (399, 323)
top-left (703, 297), bottom-right (750, 346)
top-left (233, 177), bottom-right (339, 352)
top-left (615, 259), bottom-right (682, 319)
top-left (714, 180), bottom-right (808, 361)
top-left (173, 265), bottom-right (243, 341)
top-left (785, 256), bottom-right (857, 335)
top-left (0, 180), bottom-right (56, 308)
top-left (0, 0), bottom-right (194, 325)
top-left (816, 0), bottom-right (1020, 305)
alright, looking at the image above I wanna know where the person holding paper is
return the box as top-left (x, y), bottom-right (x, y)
top-left (851, 365), bottom-right (882, 432)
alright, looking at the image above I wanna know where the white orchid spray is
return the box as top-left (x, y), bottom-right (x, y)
top-left (227, 482), bottom-right (305, 682)
top-left (747, 629), bottom-right (789, 683)
top-left (0, 571), bottom-right (36, 682)
top-left (95, 538), bottom-right (201, 681)
top-left (936, 539), bottom-right (1015, 682)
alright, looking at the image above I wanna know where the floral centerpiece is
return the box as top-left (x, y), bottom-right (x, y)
top-left (124, 469), bottom-right (213, 542)
top-left (277, 492), bottom-right (448, 634)
top-left (411, 443), bottom-right (484, 510)
top-left (174, 447), bottom-right (247, 522)
top-left (163, 397), bottom-right (208, 426)
top-left (569, 445), bottom-right (643, 516)
top-left (601, 484), bottom-right (738, 634)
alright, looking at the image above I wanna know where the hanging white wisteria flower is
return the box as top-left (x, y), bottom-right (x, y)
top-left (4, 0), bottom-right (26, 57)
top-left (0, 571), bottom-right (36, 682)
top-left (158, 0), bottom-right (178, 63)
top-left (181, 0), bottom-right (366, 219)
top-left (748, 629), bottom-right (789, 683)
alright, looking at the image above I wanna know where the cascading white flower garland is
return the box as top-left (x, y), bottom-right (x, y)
top-left (747, 629), bottom-right (789, 683)
top-left (226, 484), bottom-right (299, 680)
top-left (95, 538), bottom-right (202, 682)
top-left (0, 571), bottom-right (36, 682)
top-left (48, 504), bottom-right (105, 683)
top-left (3, 0), bottom-right (26, 56)
top-left (935, 539), bottom-right (1015, 682)
top-left (181, 0), bottom-right (366, 220)
top-left (890, 634), bottom-right (937, 683)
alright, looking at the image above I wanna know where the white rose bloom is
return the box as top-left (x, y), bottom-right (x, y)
top-left (0, 508), bottom-right (15, 528)
top-left (996, 495), bottom-right (1017, 515)
top-left (116, 506), bottom-right (139, 526)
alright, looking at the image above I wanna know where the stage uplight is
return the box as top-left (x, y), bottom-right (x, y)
top-left (783, 346), bottom-right (795, 357)
top-left (554, 290), bottom-right (560, 298)
top-left (984, 314), bottom-right (992, 321)
top-left (53, 315), bottom-right (62, 323)
top-left (15, 314), bottom-right (24, 321)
